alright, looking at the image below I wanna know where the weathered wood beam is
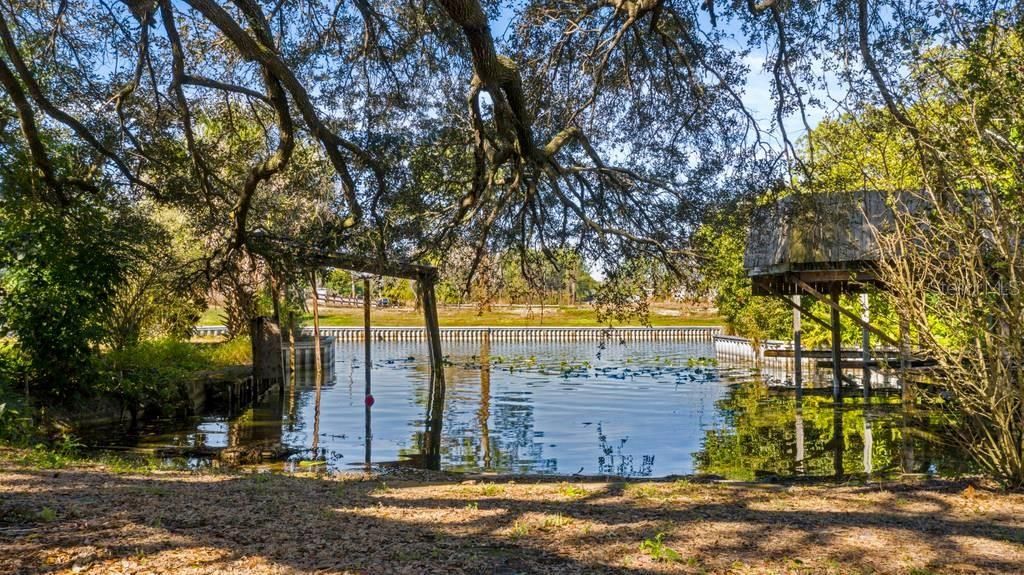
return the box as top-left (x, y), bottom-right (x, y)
top-left (316, 252), bottom-right (438, 282)
top-left (766, 349), bottom-right (901, 358)
top-left (861, 292), bottom-right (871, 398)
top-left (776, 293), bottom-right (833, 332)
top-left (830, 286), bottom-right (842, 400)
top-left (793, 294), bottom-right (802, 399)
top-left (794, 277), bottom-right (900, 347)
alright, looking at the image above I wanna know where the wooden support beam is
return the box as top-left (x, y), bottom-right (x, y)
top-left (421, 276), bottom-right (445, 384)
top-left (830, 286), bottom-right (842, 401)
top-left (766, 349), bottom-right (901, 359)
top-left (309, 272), bottom-right (322, 381)
top-left (310, 271), bottom-right (323, 456)
top-left (776, 293), bottom-right (833, 332)
top-left (816, 359), bottom-right (937, 369)
top-left (861, 292), bottom-right (871, 399)
top-left (900, 318), bottom-right (912, 405)
top-left (792, 295), bottom-right (803, 399)
top-left (794, 278), bottom-right (900, 347)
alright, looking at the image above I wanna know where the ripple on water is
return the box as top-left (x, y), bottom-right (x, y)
top-left (82, 340), bottom-right (967, 479)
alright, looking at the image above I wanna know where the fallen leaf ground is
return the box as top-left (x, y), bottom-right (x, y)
top-left (2, 454), bottom-right (1023, 574)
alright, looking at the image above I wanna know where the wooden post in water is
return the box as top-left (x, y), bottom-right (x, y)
top-left (479, 330), bottom-right (492, 469)
top-left (899, 318), bottom-right (911, 404)
top-left (270, 275), bottom-right (287, 388)
top-left (792, 294), bottom-right (803, 399)
top-left (861, 292), bottom-right (871, 399)
top-left (830, 286), bottom-right (842, 402)
top-left (421, 276), bottom-right (445, 386)
top-left (310, 272), bottom-right (322, 381)
top-left (420, 274), bottom-right (445, 470)
top-left (309, 271), bottom-right (322, 455)
top-left (363, 276), bottom-right (372, 469)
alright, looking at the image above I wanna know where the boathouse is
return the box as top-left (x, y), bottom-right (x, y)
top-left (743, 191), bottom-right (912, 398)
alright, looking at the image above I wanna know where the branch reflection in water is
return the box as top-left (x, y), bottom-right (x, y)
top-left (86, 339), bottom-right (969, 480)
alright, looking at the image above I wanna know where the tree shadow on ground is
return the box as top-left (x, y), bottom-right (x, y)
top-left (2, 465), bottom-right (1023, 574)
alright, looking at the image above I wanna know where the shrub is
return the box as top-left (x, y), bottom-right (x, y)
top-left (0, 341), bottom-right (34, 445)
top-left (204, 337), bottom-right (252, 367)
top-left (95, 338), bottom-right (252, 415)
top-left (0, 191), bottom-right (138, 403)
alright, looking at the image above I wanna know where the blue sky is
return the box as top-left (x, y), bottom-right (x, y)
top-left (490, 4), bottom-right (844, 151)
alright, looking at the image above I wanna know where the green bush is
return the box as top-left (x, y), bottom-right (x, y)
top-left (0, 341), bottom-right (34, 444)
top-left (0, 188), bottom-right (138, 403)
top-left (203, 337), bottom-right (252, 367)
top-left (0, 399), bottom-right (34, 445)
top-left (96, 338), bottom-right (251, 410)
top-left (94, 338), bottom-right (252, 414)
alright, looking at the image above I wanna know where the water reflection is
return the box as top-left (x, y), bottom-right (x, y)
top-left (795, 405), bottom-right (805, 474)
top-left (864, 414), bottom-right (873, 475)
top-left (832, 406), bottom-right (845, 478)
top-left (85, 339), bottom-right (967, 479)
top-left (697, 382), bottom-right (966, 480)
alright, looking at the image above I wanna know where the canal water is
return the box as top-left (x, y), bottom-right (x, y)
top-left (91, 339), bottom-right (967, 479)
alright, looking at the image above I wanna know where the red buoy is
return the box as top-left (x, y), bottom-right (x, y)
top-left (365, 394), bottom-right (375, 407)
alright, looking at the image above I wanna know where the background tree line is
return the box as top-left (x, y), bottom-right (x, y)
top-left (698, 20), bottom-right (1024, 487)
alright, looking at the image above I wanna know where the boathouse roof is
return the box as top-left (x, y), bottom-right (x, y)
top-left (743, 191), bottom-right (901, 295)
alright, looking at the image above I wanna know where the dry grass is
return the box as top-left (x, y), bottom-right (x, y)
top-left (2, 454), bottom-right (1023, 574)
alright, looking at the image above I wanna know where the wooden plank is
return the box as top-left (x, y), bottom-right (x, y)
top-left (765, 349), bottom-right (901, 358)
top-left (815, 359), bottom-right (937, 369)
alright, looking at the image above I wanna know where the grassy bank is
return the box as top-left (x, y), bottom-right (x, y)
top-left (199, 304), bottom-right (722, 328)
top-left (1, 450), bottom-right (1021, 574)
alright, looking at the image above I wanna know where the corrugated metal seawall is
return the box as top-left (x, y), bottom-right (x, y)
top-left (195, 326), bottom-right (723, 342)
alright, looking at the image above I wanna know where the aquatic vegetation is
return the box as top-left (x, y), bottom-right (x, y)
top-left (686, 356), bottom-right (718, 368)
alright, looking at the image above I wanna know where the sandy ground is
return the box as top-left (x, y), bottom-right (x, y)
top-left (2, 456), bottom-right (1023, 574)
